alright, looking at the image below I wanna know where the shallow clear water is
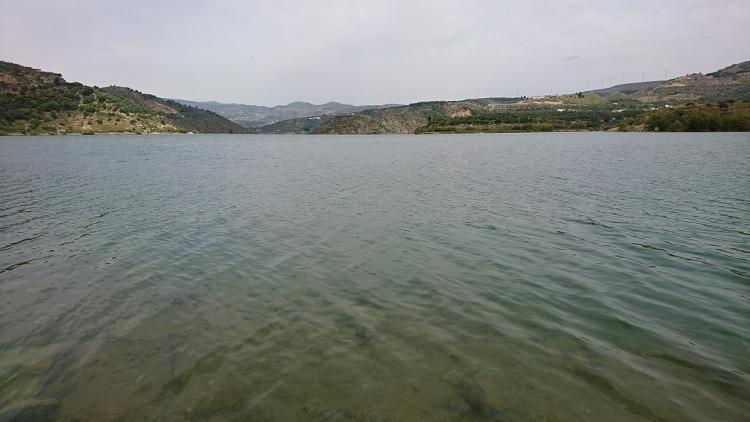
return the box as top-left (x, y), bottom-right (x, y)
top-left (0, 133), bottom-right (748, 421)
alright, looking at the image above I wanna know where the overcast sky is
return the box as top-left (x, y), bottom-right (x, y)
top-left (1, 0), bottom-right (749, 106)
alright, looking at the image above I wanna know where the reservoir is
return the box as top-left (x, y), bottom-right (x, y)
top-left (0, 133), bottom-right (748, 421)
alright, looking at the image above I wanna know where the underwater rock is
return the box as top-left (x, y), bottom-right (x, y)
top-left (319, 408), bottom-right (355, 421)
top-left (310, 407), bottom-right (387, 422)
top-left (165, 289), bottom-right (187, 306)
top-left (0, 399), bottom-right (59, 422)
top-left (354, 325), bottom-right (370, 345)
top-left (444, 370), bottom-right (504, 421)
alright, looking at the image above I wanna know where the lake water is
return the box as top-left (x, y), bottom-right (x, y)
top-left (0, 133), bottom-right (748, 421)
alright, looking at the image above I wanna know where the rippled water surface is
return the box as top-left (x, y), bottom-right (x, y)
top-left (0, 133), bottom-right (748, 421)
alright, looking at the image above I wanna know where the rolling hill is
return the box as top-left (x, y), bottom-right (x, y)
top-left (0, 61), bottom-right (248, 135)
top-left (254, 60), bottom-right (750, 134)
top-left (590, 80), bottom-right (665, 95)
top-left (592, 61), bottom-right (750, 102)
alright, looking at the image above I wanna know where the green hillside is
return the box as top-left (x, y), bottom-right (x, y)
top-left (255, 60), bottom-right (750, 134)
top-left (0, 61), bottom-right (248, 135)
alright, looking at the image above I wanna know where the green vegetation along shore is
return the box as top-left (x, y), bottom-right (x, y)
top-left (415, 99), bottom-right (750, 133)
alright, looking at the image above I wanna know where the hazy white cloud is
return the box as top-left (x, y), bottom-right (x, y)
top-left (1, 0), bottom-right (749, 105)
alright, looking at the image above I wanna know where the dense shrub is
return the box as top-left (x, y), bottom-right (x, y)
top-left (644, 104), bottom-right (749, 131)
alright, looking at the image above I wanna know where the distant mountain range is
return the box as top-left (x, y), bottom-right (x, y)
top-left (2, 59), bottom-right (749, 135)
top-left (173, 99), bottom-right (402, 127)
top-left (0, 61), bottom-right (247, 135)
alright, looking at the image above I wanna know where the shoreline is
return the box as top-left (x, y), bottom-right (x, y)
top-left (3, 129), bottom-right (749, 137)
